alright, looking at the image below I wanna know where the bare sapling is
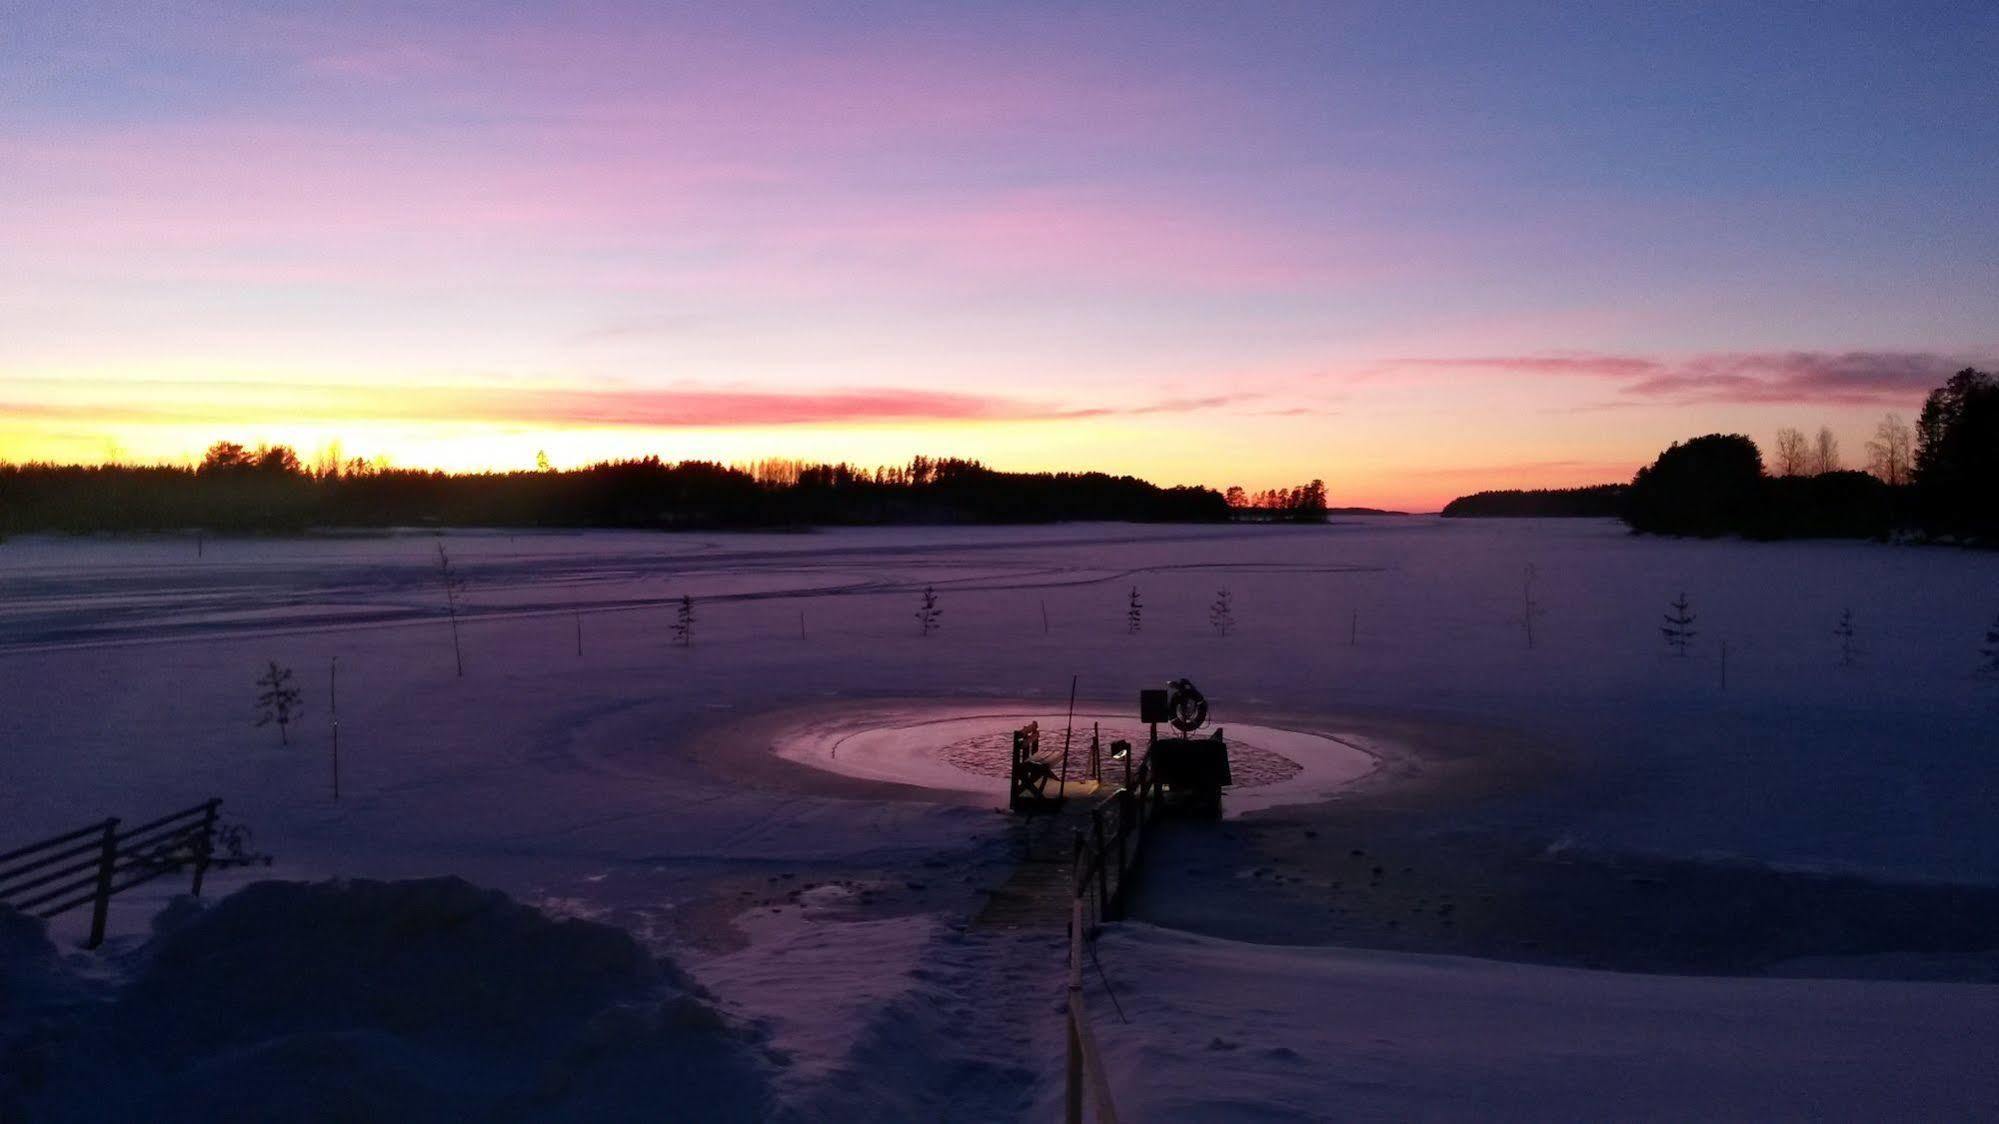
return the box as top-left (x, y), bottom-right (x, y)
top-left (1209, 588), bottom-right (1234, 637)
top-left (1521, 563), bottom-right (1545, 649)
top-left (1834, 608), bottom-right (1857, 668)
top-left (1126, 586), bottom-right (1143, 634)
top-left (435, 542), bottom-right (466, 677)
top-left (255, 661), bottom-right (302, 746)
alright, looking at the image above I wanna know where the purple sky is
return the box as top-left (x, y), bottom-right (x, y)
top-left (4, 2), bottom-right (1995, 507)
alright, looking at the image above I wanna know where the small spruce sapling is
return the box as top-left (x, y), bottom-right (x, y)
top-left (672, 594), bottom-right (695, 647)
top-left (916, 586), bottom-right (942, 636)
top-left (1981, 615), bottom-right (1999, 676)
top-left (1209, 588), bottom-right (1235, 637)
top-left (1834, 608), bottom-right (1858, 668)
top-left (1126, 586), bottom-right (1143, 634)
top-left (1662, 592), bottom-right (1696, 657)
top-left (435, 542), bottom-right (467, 677)
top-left (255, 661), bottom-right (302, 746)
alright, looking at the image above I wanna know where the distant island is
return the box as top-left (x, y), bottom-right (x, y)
top-left (1443, 366), bottom-right (1997, 544)
top-left (1441, 486), bottom-right (1626, 518)
top-left (0, 450), bottom-right (1345, 535)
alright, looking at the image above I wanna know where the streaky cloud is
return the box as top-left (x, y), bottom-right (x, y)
top-left (1390, 350), bottom-right (1997, 405)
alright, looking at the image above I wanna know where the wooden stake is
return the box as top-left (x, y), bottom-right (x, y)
top-left (799, 609), bottom-right (807, 640)
top-left (329, 656), bottom-right (341, 800)
top-left (1041, 599), bottom-right (1050, 634)
top-left (1350, 607), bottom-right (1358, 646)
top-left (574, 611), bottom-right (583, 657)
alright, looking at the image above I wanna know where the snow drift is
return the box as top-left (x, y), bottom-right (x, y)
top-left (2, 879), bottom-right (773, 1123)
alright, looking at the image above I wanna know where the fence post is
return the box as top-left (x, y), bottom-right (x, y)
top-left (86, 817), bottom-right (119, 949)
top-left (1067, 894), bottom-right (1085, 1124)
top-left (190, 799), bottom-right (220, 897)
top-left (1113, 788), bottom-right (1132, 920)
top-left (1092, 813), bottom-right (1110, 926)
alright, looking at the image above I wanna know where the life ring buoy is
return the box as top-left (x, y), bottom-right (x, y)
top-left (1167, 679), bottom-right (1208, 732)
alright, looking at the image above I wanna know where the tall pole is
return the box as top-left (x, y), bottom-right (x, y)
top-left (330, 656), bottom-right (340, 800)
top-left (1057, 674), bottom-right (1077, 797)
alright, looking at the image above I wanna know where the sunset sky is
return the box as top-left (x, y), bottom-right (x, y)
top-left (4, 2), bottom-right (1995, 509)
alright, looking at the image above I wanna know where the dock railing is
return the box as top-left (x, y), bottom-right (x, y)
top-left (1063, 741), bottom-right (1164, 1122)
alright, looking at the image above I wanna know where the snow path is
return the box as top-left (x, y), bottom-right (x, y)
top-left (693, 893), bottom-right (1068, 1120)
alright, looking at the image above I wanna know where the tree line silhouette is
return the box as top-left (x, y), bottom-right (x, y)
top-left (1223, 479), bottom-right (1329, 522)
top-left (0, 449), bottom-right (1232, 535)
top-left (1621, 367), bottom-right (1998, 540)
top-left (1441, 485), bottom-right (1626, 518)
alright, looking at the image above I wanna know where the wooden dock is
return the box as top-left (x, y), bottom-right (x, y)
top-left (972, 786), bottom-right (1101, 931)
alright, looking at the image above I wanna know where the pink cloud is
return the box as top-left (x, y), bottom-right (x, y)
top-left (0, 379), bottom-right (1258, 429)
top-left (1385, 350), bottom-right (1995, 405)
top-left (1392, 353), bottom-right (1667, 378)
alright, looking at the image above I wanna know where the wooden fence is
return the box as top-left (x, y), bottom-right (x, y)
top-left (0, 799), bottom-right (266, 948)
top-left (1064, 740), bottom-right (1166, 1123)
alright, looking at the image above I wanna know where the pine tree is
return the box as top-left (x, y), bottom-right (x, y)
top-left (672, 594), bottom-right (695, 647)
top-left (1982, 614), bottom-right (1999, 676)
top-left (1834, 608), bottom-right (1858, 668)
top-left (1662, 592), bottom-right (1696, 657)
top-left (916, 586), bottom-right (941, 636)
top-left (255, 661), bottom-right (302, 746)
top-left (1126, 586), bottom-right (1143, 633)
top-left (1209, 588), bottom-right (1234, 637)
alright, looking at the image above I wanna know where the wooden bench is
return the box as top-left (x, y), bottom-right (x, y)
top-left (1009, 722), bottom-right (1065, 811)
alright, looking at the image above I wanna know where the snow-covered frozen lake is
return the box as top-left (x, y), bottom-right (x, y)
top-left (3, 518), bottom-right (1996, 1118)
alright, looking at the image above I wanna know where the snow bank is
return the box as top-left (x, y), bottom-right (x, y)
top-left (4, 880), bottom-right (773, 1123)
top-left (1, 907), bottom-right (103, 1113)
top-left (1079, 922), bottom-right (1999, 1121)
top-left (0, 906), bottom-right (74, 1011)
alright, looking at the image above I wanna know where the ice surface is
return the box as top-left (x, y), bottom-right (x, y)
top-left (772, 703), bottom-right (1376, 815)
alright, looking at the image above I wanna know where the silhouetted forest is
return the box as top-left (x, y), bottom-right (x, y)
top-left (1223, 480), bottom-right (1329, 522)
top-left (1621, 367), bottom-right (1999, 541)
top-left (1441, 485), bottom-right (1627, 518)
top-left (0, 449), bottom-right (1229, 535)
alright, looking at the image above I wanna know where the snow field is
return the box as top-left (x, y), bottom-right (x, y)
top-left (3, 518), bottom-right (1997, 1118)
